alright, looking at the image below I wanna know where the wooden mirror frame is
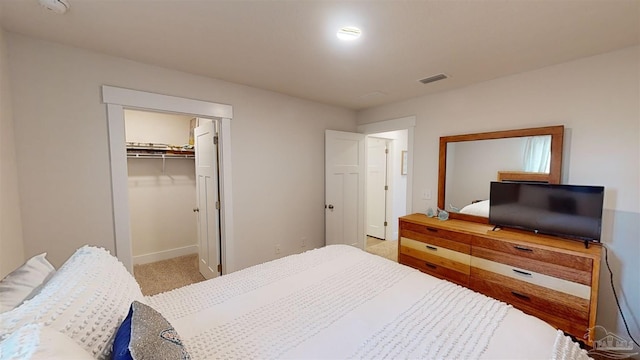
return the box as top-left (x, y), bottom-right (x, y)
top-left (438, 125), bottom-right (564, 224)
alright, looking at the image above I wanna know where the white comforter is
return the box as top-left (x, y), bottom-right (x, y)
top-left (147, 245), bottom-right (589, 360)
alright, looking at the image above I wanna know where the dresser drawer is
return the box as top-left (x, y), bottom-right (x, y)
top-left (470, 256), bottom-right (590, 299)
top-left (473, 236), bottom-right (592, 271)
top-left (400, 237), bottom-right (470, 274)
top-left (470, 274), bottom-right (590, 337)
top-left (400, 221), bottom-right (472, 249)
top-left (399, 253), bottom-right (469, 286)
top-left (472, 237), bottom-right (592, 285)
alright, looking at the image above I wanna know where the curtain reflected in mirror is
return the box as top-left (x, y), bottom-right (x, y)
top-left (523, 136), bottom-right (551, 172)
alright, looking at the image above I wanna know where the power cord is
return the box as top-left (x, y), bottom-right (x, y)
top-left (603, 244), bottom-right (640, 347)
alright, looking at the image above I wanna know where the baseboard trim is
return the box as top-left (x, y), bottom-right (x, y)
top-left (133, 245), bottom-right (198, 265)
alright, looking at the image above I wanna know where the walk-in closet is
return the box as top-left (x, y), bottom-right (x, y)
top-left (125, 109), bottom-right (204, 295)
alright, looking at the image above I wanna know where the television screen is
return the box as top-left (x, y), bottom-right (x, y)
top-left (489, 182), bottom-right (604, 242)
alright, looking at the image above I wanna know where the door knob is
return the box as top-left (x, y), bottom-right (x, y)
top-left (193, 208), bottom-right (199, 212)
top-left (327, 204), bottom-right (334, 210)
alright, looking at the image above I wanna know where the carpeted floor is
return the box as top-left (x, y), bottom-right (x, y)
top-left (365, 238), bottom-right (398, 262)
top-left (133, 254), bottom-right (205, 296)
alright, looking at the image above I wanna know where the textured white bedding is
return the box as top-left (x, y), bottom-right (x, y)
top-left (148, 245), bottom-right (588, 360)
top-left (460, 200), bottom-right (491, 217)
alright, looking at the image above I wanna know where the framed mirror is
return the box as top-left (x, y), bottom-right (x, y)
top-left (438, 125), bottom-right (564, 223)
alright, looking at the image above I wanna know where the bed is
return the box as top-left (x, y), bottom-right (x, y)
top-left (459, 199), bottom-right (491, 217)
top-left (0, 245), bottom-right (590, 359)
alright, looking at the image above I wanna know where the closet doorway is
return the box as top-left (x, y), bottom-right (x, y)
top-left (365, 129), bottom-right (408, 243)
top-left (360, 119), bottom-right (412, 262)
top-left (366, 137), bottom-right (390, 240)
top-left (103, 85), bottom-right (235, 278)
top-left (124, 110), bottom-right (221, 290)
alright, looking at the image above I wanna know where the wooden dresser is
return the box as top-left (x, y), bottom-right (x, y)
top-left (398, 213), bottom-right (601, 345)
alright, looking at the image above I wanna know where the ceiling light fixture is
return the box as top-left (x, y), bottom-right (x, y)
top-left (38, 0), bottom-right (70, 14)
top-left (337, 26), bottom-right (362, 41)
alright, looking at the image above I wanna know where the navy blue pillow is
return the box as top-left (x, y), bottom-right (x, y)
top-left (111, 301), bottom-right (189, 360)
top-left (112, 305), bottom-right (134, 360)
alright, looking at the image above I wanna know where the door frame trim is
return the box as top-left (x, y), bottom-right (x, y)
top-left (102, 85), bottom-right (235, 274)
top-left (358, 116), bottom-right (415, 216)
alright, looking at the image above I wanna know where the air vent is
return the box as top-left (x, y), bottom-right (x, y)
top-left (419, 73), bottom-right (448, 85)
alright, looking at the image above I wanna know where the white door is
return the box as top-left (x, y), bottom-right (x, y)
top-left (325, 130), bottom-right (365, 248)
top-left (195, 120), bottom-right (221, 280)
top-left (367, 138), bottom-right (388, 239)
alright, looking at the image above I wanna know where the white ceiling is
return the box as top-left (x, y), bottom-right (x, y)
top-left (1, 0), bottom-right (638, 110)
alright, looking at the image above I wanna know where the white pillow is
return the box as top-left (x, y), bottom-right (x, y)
top-left (0, 253), bottom-right (55, 313)
top-left (0, 246), bottom-right (144, 360)
top-left (0, 323), bottom-right (94, 360)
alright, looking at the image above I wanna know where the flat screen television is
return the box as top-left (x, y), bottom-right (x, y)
top-left (489, 182), bottom-right (604, 242)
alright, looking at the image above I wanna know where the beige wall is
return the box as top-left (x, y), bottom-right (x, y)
top-left (7, 33), bottom-right (356, 271)
top-left (357, 46), bottom-right (640, 341)
top-left (358, 46), bottom-right (639, 213)
top-left (125, 110), bottom-right (197, 262)
top-left (0, 28), bottom-right (24, 277)
top-left (125, 109), bottom-right (193, 146)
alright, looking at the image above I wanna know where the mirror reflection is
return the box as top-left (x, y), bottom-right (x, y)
top-left (444, 135), bottom-right (551, 217)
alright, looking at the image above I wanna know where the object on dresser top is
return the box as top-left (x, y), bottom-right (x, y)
top-left (489, 182), bottom-right (605, 243)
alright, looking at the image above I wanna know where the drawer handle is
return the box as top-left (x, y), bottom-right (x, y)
top-left (511, 291), bottom-right (531, 301)
top-left (424, 262), bottom-right (437, 269)
top-left (514, 245), bottom-right (533, 252)
top-left (425, 227), bottom-right (438, 233)
top-left (425, 245), bottom-right (438, 251)
top-left (512, 269), bottom-right (532, 277)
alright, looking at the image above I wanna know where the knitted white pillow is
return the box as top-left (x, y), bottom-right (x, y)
top-left (0, 323), bottom-right (94, 360)
top-left (0, 246), bottom-right (144, 360)
top-left (0, 253), bottom-right (55, 313)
